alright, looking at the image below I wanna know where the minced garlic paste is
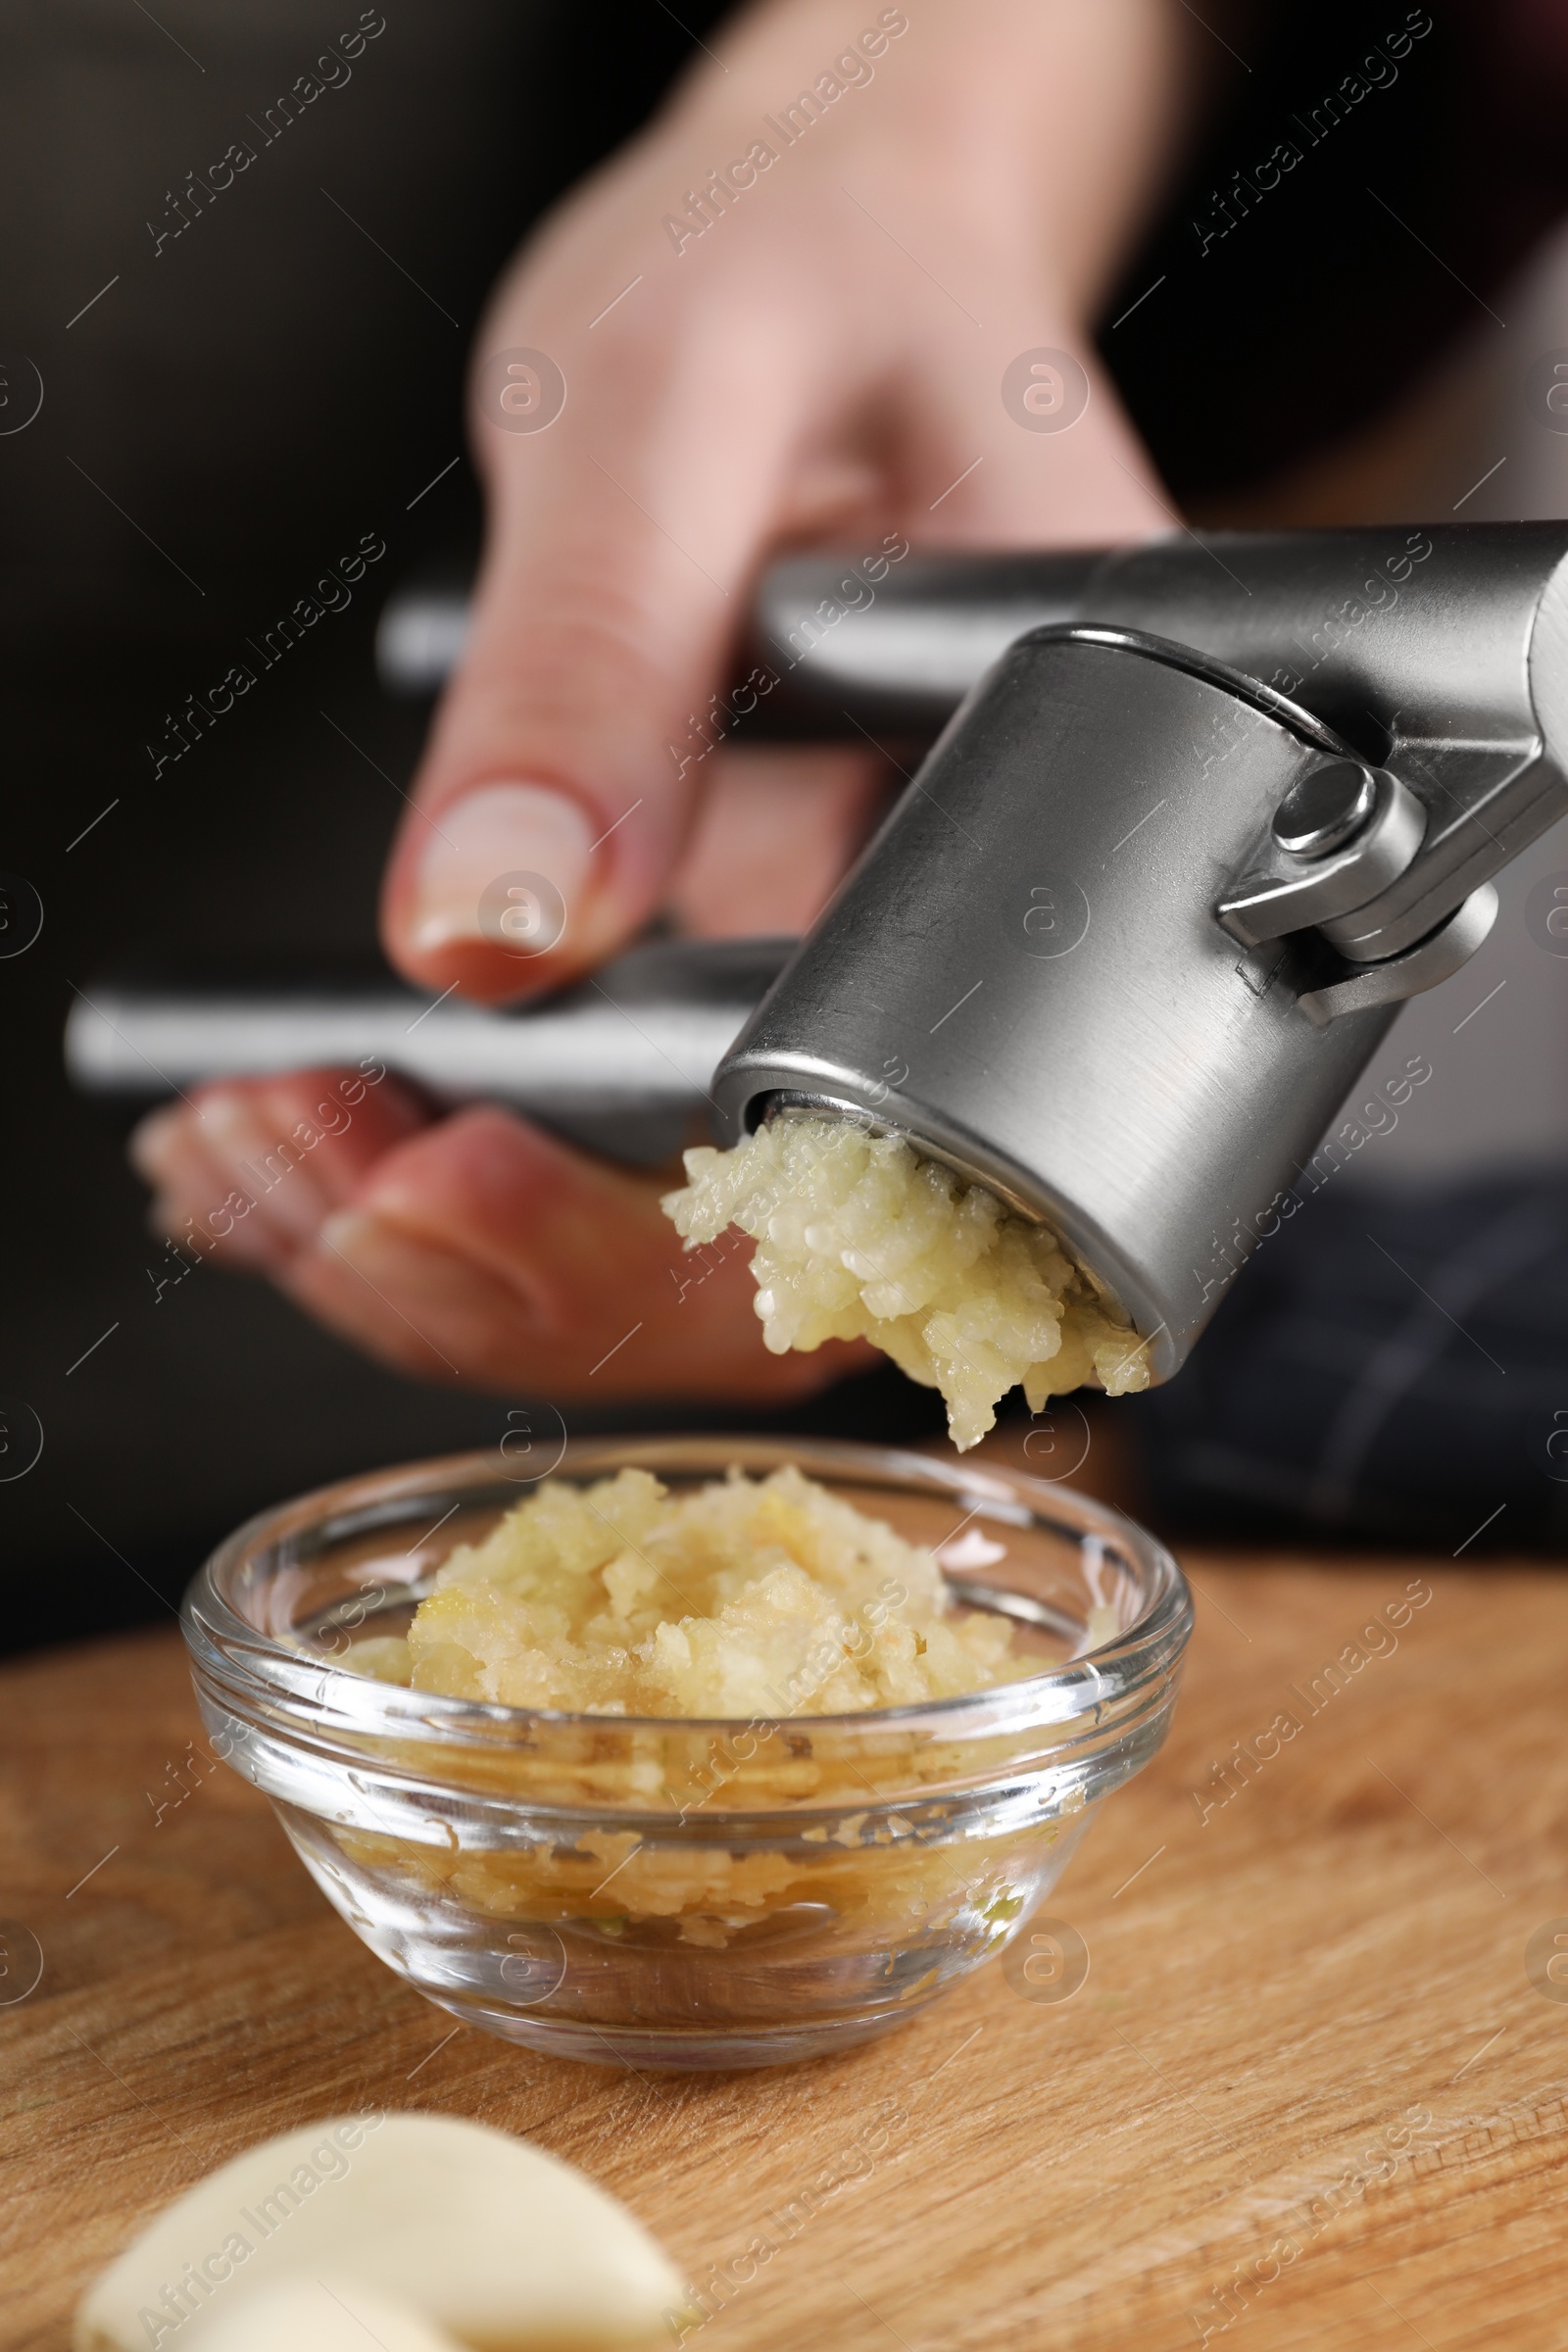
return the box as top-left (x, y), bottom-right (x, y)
top-left (349, 1465), bottom-right (1025, 1715)
top-left (662, 1113), bottom-right (1150, 1449)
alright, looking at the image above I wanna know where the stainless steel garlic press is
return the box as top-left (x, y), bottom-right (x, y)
top-left (72, 523), bottom-right (1568, 1380)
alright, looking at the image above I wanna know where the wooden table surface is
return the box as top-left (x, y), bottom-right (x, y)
top-left (5, 1540), bottom-right (1568, 2352)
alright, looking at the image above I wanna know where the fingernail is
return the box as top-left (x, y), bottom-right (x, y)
top-left (408, 782), bottom-right (596, 956)
top-left (312, 1206), bottom-right (487, 1313)
top-left (196, 1094), bottom-right (332, 1246)
top-left (149, 1190), bottom-right (284, 1273)
top-left (315, 1206), bottom-right (452, 1293)
top-left (128, 1104), bottom-right (188, 1187)
top-left (317, 1208), bottom-right (378, 1255)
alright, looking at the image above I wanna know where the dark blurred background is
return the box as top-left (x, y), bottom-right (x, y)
top-left (4, 0), bottom-right (1566, 1654)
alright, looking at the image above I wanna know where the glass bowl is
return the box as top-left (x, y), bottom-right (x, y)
top-left (183, 1436), bottom-right (1191, 2072)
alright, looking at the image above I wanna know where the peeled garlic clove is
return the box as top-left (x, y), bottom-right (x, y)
top-left (74, 2112), bottom-right (683, 2352)
top-left (200, 2280), bottom-right (464, 2352)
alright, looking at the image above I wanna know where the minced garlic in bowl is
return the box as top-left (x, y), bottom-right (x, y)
top-left (186, 1439), bottom-right (1191, 2067)
top-left (348, 1464), bottom-right (1028, 1714)
top-left (662, 1111), bottom-right (1150, 1448)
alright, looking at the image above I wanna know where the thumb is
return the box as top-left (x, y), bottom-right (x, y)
top-left (381, 301), bottom-right (801, 1004)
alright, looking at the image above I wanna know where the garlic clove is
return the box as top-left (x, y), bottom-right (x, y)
top-left (74, 2112), bottom-right (683, 2352)
top-left (200, 2280), bottom-right (465, 2352)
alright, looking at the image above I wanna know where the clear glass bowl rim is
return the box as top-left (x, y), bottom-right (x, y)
top-left (183, 1433), bottom-right (1193, 1743)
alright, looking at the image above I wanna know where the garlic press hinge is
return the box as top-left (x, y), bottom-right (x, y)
top-left (1215, 757), bottom-right (1427, 952)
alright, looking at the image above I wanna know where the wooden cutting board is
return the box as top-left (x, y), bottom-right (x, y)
top-left (4, 1538), bottom-right (1567, 2352)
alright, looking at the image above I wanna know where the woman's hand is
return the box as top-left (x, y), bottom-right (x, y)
top-left (131, 0), bottom-right (1204, 1404)
top-left (131, 1071), bottom-right (856, 1399)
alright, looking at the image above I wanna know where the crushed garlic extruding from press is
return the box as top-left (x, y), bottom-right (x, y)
top-left (662, 1112), bottom-right (1149, 1449)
